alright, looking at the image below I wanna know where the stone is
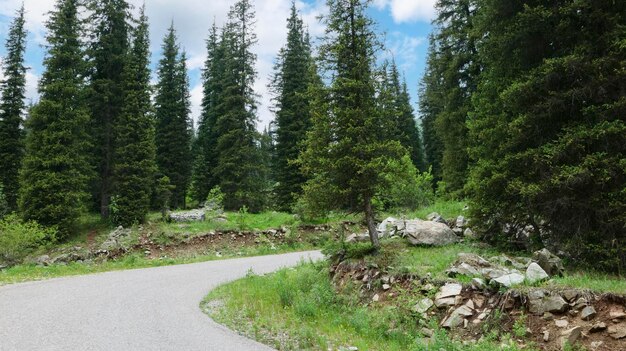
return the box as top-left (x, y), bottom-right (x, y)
top-left (426, 212), bottom-right (446, 224)
top-left (525, 263), bottom-right (549, 284)
top-left (436, 283), bottom-right (463, 300)
top-left (580, 306), bottom-right (596, 321)
top-left (561, 290), bottom-right (579, 302)
top-left (169, 208), bottom-right (206, 222)
top-left (382, 284), bottom-right (391, 291)
top-left (442, 305), bottom-right (474, 328)
top-left (543, 331), bottom-right (550, 342)
top-left (100, 226), bottom-right (132, 251)
top-left (528, 292), bottom-right (569, 315)
top-left (555, 319), bottom-right (569, 328)
top-left (455, 215), bottom-right (467, 228)
top-left (572, 297), bottom-right (588, 310)
top-left (590, 341), bottom-right (604, 350)
top-left (608, 324), bottom-right (626, 339)
top-left (35, 255), bottom-right (51, 266)
top-left (560, 327), bottom-right (581, 349)
top-left (532, 248), bottom-right (565, 277)
top-left (435, 297), bottom-right (456, 308)
top-left (492, 273), bottom-right (525, 288)
top-left (471, 278), bottom-right (486, 290)
top-left (345, 233), bottom-right (370, 243)
top-left (609, 308), bottom-right (626, 319)
top-left (542, 312), bottom-right (555, 321)
top-left (420, 327), bottom-right (434, 337)
top-left (372, 294), bottom-right (380, 302)
top-left (463, 228), bottom-right (476, 238)
top-left (404, 220), bottom-right (459, 246)
top-left (413, 298), bottom-right (434, 314)
top-left (589, 322), bottom-right (607, 333)
top-left (376, 217), bottom-right (398, 237)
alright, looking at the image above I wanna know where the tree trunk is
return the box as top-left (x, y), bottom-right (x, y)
top-left (364, 196), bottom-right (379, 248)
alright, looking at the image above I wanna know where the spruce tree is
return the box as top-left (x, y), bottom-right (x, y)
top-left (270, 2), bottom-right (315, 211)
top-left (191, 22), bottom-right (222, 203)
top-left (154, 24), bottom-right (192, 209)
top-left (0, 5), bottom-right (27, 211)
top-left (418, 36), bottom-right (445, 184)
top-left (468, 0), bottom-right (626, 271)
top-left (212, 0), bottom-right (265, 212)
top-left (111, 5), bottom-right (157, 226)
top-left (87, 0), bottom-right (131, 218)
top-left (19, 0), bottom-right (91, 236)
top-left (300, 0), bottom-right (407, 247)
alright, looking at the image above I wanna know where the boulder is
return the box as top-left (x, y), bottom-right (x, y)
top-left (436, 283), bottom-right (463, 300)
top-left (376, 217), bottom-right (398, 237)
top-left (455, 215), bottom-right (467, 228)
top-left (35, 255), bottom-right (51, 266)
top-left (528, 290), bottom-right (569, 315)
top-left (404, 220), bottom-right (459, 246)
top-left (526, 262), bottom-right (550, 284)
top-left (533, 248), bottom-right (565, 277)
top-left (169, 208), bottom-right (206, 222)
top-left (492, 273), bottom-right (525, 288)
top-left (580, 306), bottom-right (597, 321)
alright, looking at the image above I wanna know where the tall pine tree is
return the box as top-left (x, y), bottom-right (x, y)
top-left (300, 0), bottom-right (408, 247)
top-left (212, 0), bottom-right (265, 212)
top-left (19, 0), bottom-right (91, 236)
top-left (87, 0), bottom-right (131, 218)
top-left (112, 5), bottom-right (157, 226)
top-left (270, 2), bottom-right (315, 211)
top-left (0, 5), bottom-right (27, 211)
top-left (155, 24), bottom-right (192, 209)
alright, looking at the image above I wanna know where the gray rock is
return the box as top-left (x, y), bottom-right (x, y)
top-left (345, 233), bottom-right (370, 243)
top-left (608, 324), bottom-right (626, 340)
top-left (169, 209), bottom-right (206, 222)
top-left (404, 220), bottom-right (459, 246)
top-left (492, 273), bottom-right (525, 287)
top-left (561, 290), bottom-right (579, 302)
top-left (580, 306), bottom-right (597, 321)
top-left (426, 212), bottom-right (446, 223)
top-left (435, 297), bottom-right (456, 308)
top-left (436, 283), bottom-right (463, 300)
top-left (376, 217), bottom-right (398, 237)
top-left (413, 298), bottom-right (434, 314)
top-left (560, 327), bottom-right (582, 349)
top-left (35, 255), bottom-right (51, 266)
top-left (526, 262), bottom-right (550, 284)
top-left (471, 278), bottom-right (486, 290)
top-left (555, 319), bottom-right (569, 328)
top-left (533, 248), bottom-right (565, 277)
top-left (529, 292), bottom-right (569, 315)
top-left (442, 305), bottom-right (474, 328)
top-left (589, 322), bottom-right (607, 333)
top-left (455, 215), bottom-right (467, 228)
top-left (463, 228), bottom-right (476, 238)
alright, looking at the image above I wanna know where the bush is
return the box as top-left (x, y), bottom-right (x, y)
top-left (377, 155), bottom-right (435, 210)
top-left (0, 214), bottom-right (56, 265)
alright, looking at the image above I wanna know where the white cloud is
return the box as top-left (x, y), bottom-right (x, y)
top-left (382, 32), bottom-right (426, 74)
top-left (1, 0), bottom-right (329, 130)
top-left (374, 0), bottom-right (437, 23)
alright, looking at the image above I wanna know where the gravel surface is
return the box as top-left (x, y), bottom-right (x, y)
top-left (0, 251), bottom-right (323, 351)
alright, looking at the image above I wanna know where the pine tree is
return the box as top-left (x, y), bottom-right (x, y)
top-left (19, 0), bottom-right (91, 236)
top-left (87, 0), bottom-right (131, 218)
top-left (154, 24), bottom-right (192, 209)
top-left (270, 2), bottom-right (315, 211)
top-left (300, 0), bottom-right (407, 247)
top-left (419, 35), bottom-right (445, 185)
top-left (212, 0), bottom-right (265, 212)
top-left (191, 22), bottom-right (222, 203)
top-left (0, 5), bottom-right (27, 211)
top-left (468, 0), bottom-right (626, 271)
top-left (111, 5), bottom-right (157, 226)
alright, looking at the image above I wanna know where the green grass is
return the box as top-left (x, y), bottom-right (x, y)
top-left (204, 262), bottom-right (534, 351)
top-left (0, 241), bottom-right (318, 286)
top-left (549, 272), bottom-right (626, 294)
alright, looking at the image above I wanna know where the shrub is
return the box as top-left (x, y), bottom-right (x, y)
top-left (377, 156), bottom-right (435, 210)
top-left (0, 214), bottom-right (56, 265)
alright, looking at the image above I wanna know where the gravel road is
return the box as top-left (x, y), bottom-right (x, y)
top-left (0, 251), bottom-right (323, 351)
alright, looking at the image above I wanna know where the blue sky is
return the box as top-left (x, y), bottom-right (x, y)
top-left (0, 0), bottom-right (434, 128)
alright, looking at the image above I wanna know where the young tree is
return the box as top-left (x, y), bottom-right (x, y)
top-left (154, 24), bottom-right (192, 209)
top-left (111, 5), bottom-right (157, 226)
top-left (270, 2), bottom-right (315, 211)
top-left (19, 0), bottom-right (91, 236)
top-left (0, 5), bottom-right (27, 210)
top-left (86, 0), bottom-right (131, 218)
top-left (212, 0), bottom-right (265, 212)
top-left (299, 0), bottom-right (407, 248)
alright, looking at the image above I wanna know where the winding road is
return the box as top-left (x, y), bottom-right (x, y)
top-left (0, 251), bottom-right (323, 351)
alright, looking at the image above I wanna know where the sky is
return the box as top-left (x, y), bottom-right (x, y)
top-left (0, 0), bottom-right (435, 129)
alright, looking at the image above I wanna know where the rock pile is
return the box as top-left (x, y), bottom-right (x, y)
top-left (99, 226), bottom-right (132, 252)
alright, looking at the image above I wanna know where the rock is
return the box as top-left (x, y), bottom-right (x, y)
top-left (590, 341), bottom-right (604, 350)
top-left (100, 226), bottom-right (132, 251)
top-left (435, 297), bottom-right (456, 308)
top-left (580, 306), bottom-right (596, 321)
top-left (35, 255), bottom-right (51, 266)
top-left (492, 273), bottom-right (525, 287)
top-left (560, 327), bottom-right (581, 349)
top-left (561, 290), bottom-right (579, 302)
top-left (528, 291), bottom-right (569, 315)
top-left (463, 228), bottom-right (476, 238)
top-left (471, 278), bottom-right (486, 290)
top-left (382, 284), bottom-right (391, 291)
top-left (532, 248), bottom-right (565, 277)
top-left (426, 212), bottom-right (446, 224)
top-left (609, 308), bottom-right (626, 319)
top-left (442, 305), bottom-right (474, 328)
top-left (436, 283), bottom-right (463, 299)
top-left (345, 233), bottom-right (370, 243)
top-left (455, 216), bottom-right (467, 228)
top-left (404, 220), bottom-right (459, 246)
top-left (526, 263), bottom-right (549, 284)
top-left (572, 297), bottom-right (587, 310)
top-left (372, 294), bottom-right (380, 302)
top-left (555, 319), bottom-right (569, 328)
top-left (608, 324), bottom-right (626, 339)
top-left (543, 331), bottom-right (550, 342)
top-left (169, 208), bottom-right (206, 222)
top-left (589, 322), bottom-right (607, 333)
top-left (377, 217), bottom-right (398, 237)
top-left (413, 298), bottom-right (434, 314)
top-left (420, 327), bottom-right (434, 337)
